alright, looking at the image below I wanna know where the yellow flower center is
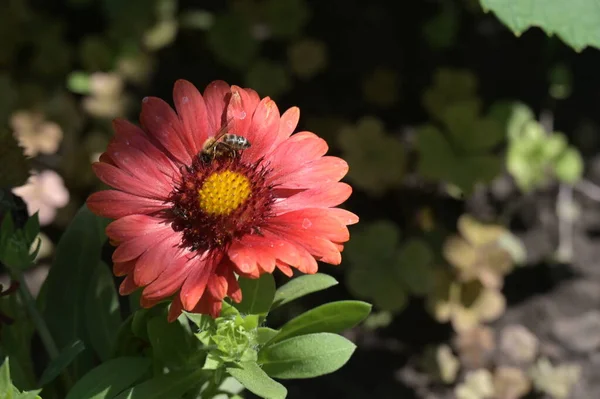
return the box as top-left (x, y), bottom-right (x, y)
top-left (198, 170), bottom-right (252, 216)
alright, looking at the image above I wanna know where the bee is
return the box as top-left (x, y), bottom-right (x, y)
top-left (200, 120), bottom-right (251, 162)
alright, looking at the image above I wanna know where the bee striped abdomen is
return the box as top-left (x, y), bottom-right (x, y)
top-left (223, 134), bottom-right (251, 149)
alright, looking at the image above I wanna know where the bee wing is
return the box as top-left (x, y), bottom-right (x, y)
top-left (204, 118), bottom-right (234, 152)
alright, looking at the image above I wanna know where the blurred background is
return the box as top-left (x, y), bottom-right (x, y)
top-left (3, 0), bottom-right (600, 398)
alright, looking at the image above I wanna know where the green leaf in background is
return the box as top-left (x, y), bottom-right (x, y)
top-left (235, 274), bottom-right (276, 315)
top-left (65, 357), bottom-right (151, 399)
top-left (287, 38), bottom-right (328, 80)
top-left (113, 367), bottom-right (208, 399)
top-left (41, 205), bottom-right (110, 379)
top-left (259, 333), bottom-right (356, 379)
top-left (207, 13), bottom-right (258, 70)
top-left (422, 3), bottom-right (459, 50)
top-left (244, 59), bottom-right (291, 99)
top-left (362, 68), bottom-right (400, 108)
top-left (147, 312), bottom-right (195, 370)
top-left (85, 261), bottom-right (122, 361)
top-left (0, 358), bottom-right (10, 396)
top-left (480, 0), bottom-right (600, 51)
top-left (554, 148), bottom-right (584, 184)
top-left (337, 116), bottom-right (406, 196)
top-left (394, 239), bottom-right (435, 296)
top-left (441, 101), bottom-right (504, 152)
top-left (345, 221), bottom-right (409, 312)
top-left (227, 361), bottom-right (287, 399)
top-left (422, 68), bottom-right (479, 121)
top-left (263, 0), bottom-right (310, 39)
top-left (271, 273), bottom-right (338, 310)
top-left (67, 71), bottom-right (91, 95)
top-left (39, 340), bottom-right (86, 386)
top-left (267, 301), bottom-right (371, 345)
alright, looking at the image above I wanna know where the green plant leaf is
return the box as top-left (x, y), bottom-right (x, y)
top-left (65, 357), bottom-right (151, 399)
top-left (394, 239), bottom-right (435, 296)
top-left (85, 262), bottom-right (122, 361)
top-left (256, 328), bottom-right (280, 345)
top-left (244, 60), bottom-right (291, 99)
top-left (263, 0), bottom-right (310, 39)
top-left (0, 358), bottom-right (10, 396)
top-left (113, 368), bottom-right (208, 399)
top-left (267, 301), bottom-right (371, 345)
top-left (235, 274), bottom-right (276, 315)
top-left (207, 13), bottom-right (258, 70)
top-left (271, 273), bottom-right (338, 310)
top-left (259, 333), bottom-right (356, 379)
top-left (554, 148), bottom-right (584, 184)
top-left (345, 221), bottom-right (409, 312)
top-left (41, 205), bottom-right (110, 378)
top-left (227, 361), bottom-right (287, 399)
top-left (480, 0), bottom-right (600, 51)
top-left (147, 312), bottom-right (195, 369)
top-left (39, 340), bottom-right (86, 386)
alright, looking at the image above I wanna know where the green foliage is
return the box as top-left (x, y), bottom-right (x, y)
top-left (417, 101), bottom-right (504, 194)
top-left (503, 102), bottom-right (584, 191)
top-left (422, 68), bottom-right (479, 122)
top-left (422, 4), bottom-right (459, 50)
top-left (244, 60), bottom-right (291, 99)
top-left (346, 221), bottom-right (435, 312)
top-left (480, 0), bottom-right (600, 51)
top-left (271, 274), bottom-right (338, 310)
top-left (227, 362), bottom-right (286, 399)
top-left (338, 117), bottom-right (406, 196)
top-left (0, 359), bottom-right (42, 399)
top-left (85, 262), bottom-right (121, 362)
top-left (287, 39), bottom-right (328, 80)
top-left (0, 213), bottom-right (40, 271)
top-left (207, 13), bottom-right (258, 70)
top-left (39, 340), bottom-right (85, 386)
top-left (362, 68), bottom-right (400, 108)
top-left (65, 357), bottom-right (151, 399)
top-left (235, 274), bottom-right (276, 316)
top-left (41, 205), bottom-right (110, 380)
top-left (258, 333), bottom-right (356, 379)
top-left (262, 0), bottom-right (310, 39)
top-left (113, 368), bottom-right (208, 399)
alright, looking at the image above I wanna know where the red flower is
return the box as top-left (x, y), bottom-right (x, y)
top-left (87, 80), bottom-right (357, 321)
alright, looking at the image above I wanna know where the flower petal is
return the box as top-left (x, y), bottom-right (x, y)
top-left (105, 214), bottom-right (171, 241)
top-left (203, 80), bottom-right (230, 133)
top-left (269, 106), bottom-right (300, 153)
top-left (226, 85), bottom-right (260, 136)
top-left (167, 295), bottom-right (184, 322)
top-left (113, 260), bottom-right (135, 277)
top-left (173, 79), bottom-right (210, 153)
top-left (87, 190), bottom-right (169, 219)
top-left (140, 97), bottom-right (193, 165)
top-left (119, 275), bottom-right (139, 295)
top-left (142, 253), bottom-right (195, 301)
top-left (92, 162), bottom-right (171, 200)
top-left (133, 234), bottom-right (181, 286)
top-left (272, 183), bottom-right (352, 215)
top-left (242, 97), bottom-right (280, 163)
top-left (272, 156), bottom-right (348, 189)
top-left (180, 255), bottom-right (219, 310)
top-left (265, 132), bottom-right (328, 183)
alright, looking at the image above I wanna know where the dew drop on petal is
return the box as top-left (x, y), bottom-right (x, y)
top-left (302, 218), bottom-right (312, 229)
top-left (182, 96), bottom-right (189, 104)
top-left (239, 111), bottom-right (246, 119)
top-left (142, 97), bottom-right (149, 103)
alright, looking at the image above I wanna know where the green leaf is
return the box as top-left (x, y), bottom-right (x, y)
top-left (259, 333), bottom-right (356, 379)
top-left (147, 312), bottom-right (194, 369)
top-left (0, 358), bottom-right (11, 396)
top-left (263, 0), bottom-right (310, 39)
top-left (41, 205), bottom-right (110, 379)
top-left (39, 340), bottom-right (86, 386)
top-left (267, 301), bottom-right (371, 345)
top-left (271, 273), bottom-right (338, 310)
top-left (244, 60), bottom-right (291, 99)
top-left (395, 239), bottom-right (435, 296)
top-left (256, 328), bottom-right (280, 345)
top-left (235, 274), bottom-right (276, 315)
top-left (227, 361), bottom-right (286, 399)
top-left (0, 128), bottom-right (30, 188)
top-left (65, 357), bottom-right (151, 399)
top-left (345, 221), bottom-right (409, 312)
top-left (113, 368), bottom-right (208, 399)
top-left (480, 0), bottom-right (600, 52)
top-left (554, 148), bottom-right (584, 184)
top-left (207, 13), bottom-right (258, 70)
top-left (86, 262), bottom-right (122, 361)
